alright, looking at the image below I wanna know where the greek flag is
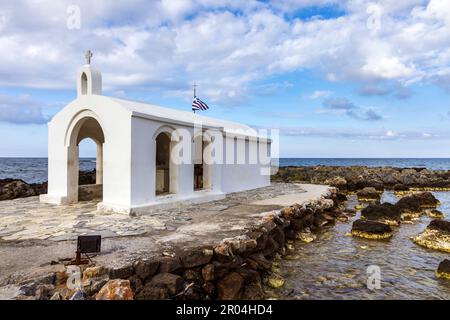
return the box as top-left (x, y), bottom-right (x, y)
top-left (192, 96), bottom-right (209, 112)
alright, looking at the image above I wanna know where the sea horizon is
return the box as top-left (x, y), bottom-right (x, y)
top-left (2, 157), bottom-right (450, 184)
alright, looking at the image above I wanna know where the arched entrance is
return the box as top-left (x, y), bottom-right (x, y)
top-left (154, 128), bottom-right (179, 196)
top-left (193, 132), bottom-right (213, 191)
top-left (67, 115), bottom-right (105, 202)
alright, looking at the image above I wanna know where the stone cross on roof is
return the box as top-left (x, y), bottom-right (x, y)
top-left (85, 50), bottom-right (93, 65)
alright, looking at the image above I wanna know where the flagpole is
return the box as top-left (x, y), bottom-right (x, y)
top-left (192, 83), bottom-right (197, 113)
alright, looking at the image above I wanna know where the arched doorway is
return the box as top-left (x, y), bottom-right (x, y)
top-left (67, 115), bottom-right (105, 202)
top-left (155, 132), bottom-right (171, 194)
top-left (193, 132), bottom-right (213, 191)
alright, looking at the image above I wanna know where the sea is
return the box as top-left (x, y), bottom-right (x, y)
top-left (1, 157), bottom-right (450, 184)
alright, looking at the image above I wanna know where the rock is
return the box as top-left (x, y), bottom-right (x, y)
top-left (134, 259), bottom-right (159, 280)
top-left (128, 275), bottom-right (143, 294)
top-left (158, 256), bottom-right (182, 274)
top-left (357, 187), bottom-right (381, 202)
top-left (70, 289), bottom-right (88, 300)
top-left (267, 274), bottom-right (285, 288)
top-left (182, 269), bottom-right (202, 282)
top-left (296, 228), bottom-right (316, 243)
top-left (361, 203), bottom-right (401, 226)
top-left (436, 259), bottom-right (450, 279)
top-left (139, 273), bottom-right (184, 300)
top-left (351, 219), bottom-right (393, 240)
top-left (35, 284), bottom-right (55, 300)
top-left (246, 253), bottom-right (272, 270)
top-left (136, 273), bottom-right (184, 300)
top-left (426, 209), bottom-right (444, 219)
top-left (324, 176), bottom-right (347, 189)
top-left (396, 192), bottom-right (439, 220)
top-left (413, 220), bottom-right (450, 252)
top-left (217, 272), bottom-right (244, 300)
top-left (83, 266), bottom-right (107, 282)
top-left (108, 266), bottom-right (134, 279)
top-left (0, 179), bottom-right (36, 200)
top-left (95, 279), bottom-right (133, 300)
top-left (49, 292), bottom-right (62, 300)
top-left (180, 248), bottom-right (214, 268)
top-left (242, 283), bottom-right (265, 300)
top-left (202, 264), bottom-right (215, 282)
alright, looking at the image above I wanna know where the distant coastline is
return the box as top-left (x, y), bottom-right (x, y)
top-left (2, 157), bottom-right (450, 184)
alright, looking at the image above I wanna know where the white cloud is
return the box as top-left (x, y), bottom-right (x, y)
top-left (0, 0), bottom-right (449, 103)
top-left (309, 90), bottom-right (333, 99)
top-left (0, 94), bottom-right (49, 124)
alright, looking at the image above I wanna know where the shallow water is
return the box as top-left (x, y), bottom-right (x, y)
top-left (276, 191), bottom-right (450, 300)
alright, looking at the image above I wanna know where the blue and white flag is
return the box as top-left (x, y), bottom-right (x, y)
top-left (192, 96), bottom-right (209, 112)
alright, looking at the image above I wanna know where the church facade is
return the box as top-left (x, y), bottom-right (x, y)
top-left (40, 58), bottom-right (272, 214)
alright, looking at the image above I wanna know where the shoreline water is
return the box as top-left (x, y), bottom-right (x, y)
top-left (3, 158), bottom-right (450, 184)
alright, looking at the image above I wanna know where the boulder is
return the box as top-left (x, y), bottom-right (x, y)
top-left (396, 192), bottom-right (439, 220)
top-left (108, 266), bottom-right (134, 279)
top-left (201, 264), bottom-right (215, 282)
top-left (217, 272), bottom-right (244, 300)
top-left (351, 219), bottom-right (393, 240)
top-left (180, 248), bottom-right (214, 268)
top-left (0, 179), bottom-right (36, 200)
top-left (427, 209), bottom-right (444, 219)
top-left (436, 259), bottom-right (450, 280)
top-left (413, 220), bottom-right (450, 252)
top-left (134, 259), bottom-right (159, 280)
top-left (361, 203), bottom-right (401, 226)
top-left (95, 279), bottom-right (133, 300)
top-left (296, 228), bottom-right (317, 243)
top-left (324, 176), bottom-right (347, 189)
top-left (136, 273), bottom-right (184, 300)
top-left (70, 289), bottom-right (88, 300)
top-left (267, 274), bottom-right (285, 288)
top-left (158, 256), bottom-right (182, 274)
top-left (356, 187), bottom-right (381, 202)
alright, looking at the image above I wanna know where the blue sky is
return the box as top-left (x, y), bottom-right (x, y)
top-left (1, 0), bottom-right (450, 158)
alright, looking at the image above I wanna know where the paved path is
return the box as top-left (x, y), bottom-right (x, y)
top-left (0, 182), bottom-right (332, 295)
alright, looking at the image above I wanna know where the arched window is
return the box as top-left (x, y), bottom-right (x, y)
top-left (81, 72), bottom-right (88, 95)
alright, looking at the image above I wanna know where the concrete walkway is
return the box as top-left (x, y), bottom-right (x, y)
top-left (0, 182), bottom-right (332, 295)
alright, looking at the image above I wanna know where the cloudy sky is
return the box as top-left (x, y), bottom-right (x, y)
top-left (1, 0), bottom-right (450, 157)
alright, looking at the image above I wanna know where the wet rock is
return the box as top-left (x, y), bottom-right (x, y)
top-left (427, 209), bottom-right (444, 219)
top-left (396, 192), bottom-right (439, 220)
top-left (136, 273), bottom-right (184, 300)
top-left (351, 219), bottom-right (393, 240)
top-left (357, 187), bottom-right (381, 202)
top-left (134, 259), bottom-right (159, 280)
top-left (413, 220), bottom-right (450, 252)
top-left (180, 248), bottom-right (214, 268)
top-left (436, 259), bottom-right (450, 280)
top-left (246, 253), bottom-right (272, 270)
top-left (361, 203), bottom-right (401, 226)
top-left (96, 279), bottom-right (133, 300)
top-left (217, 272), bottom-right (244, 300)
top-left (267, 274), bottom-right (285, 288)
top-left (296, 228), bottom-right (316, 243)
top-left (242, 282), bottom-right (265, 300)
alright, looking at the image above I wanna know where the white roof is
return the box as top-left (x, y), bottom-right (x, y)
top-left (109, 96), bottom-right (266, 139)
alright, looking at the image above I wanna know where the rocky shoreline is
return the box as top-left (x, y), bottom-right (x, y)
top-left (273, 165), bottom-right (450, 191)
top-left (0, 170), bottom-right (96, 201)
top-left (8, 189), bottom-right (347, 300)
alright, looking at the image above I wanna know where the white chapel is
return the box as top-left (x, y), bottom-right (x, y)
top-left (40, 53), bottom-right (272, 214)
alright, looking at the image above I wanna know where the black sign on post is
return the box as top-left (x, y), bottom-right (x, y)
top-left (77, 235), bottom-right (101, 253)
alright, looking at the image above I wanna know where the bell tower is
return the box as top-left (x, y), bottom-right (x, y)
top-left (77, 50), bottom-right (102, 97)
